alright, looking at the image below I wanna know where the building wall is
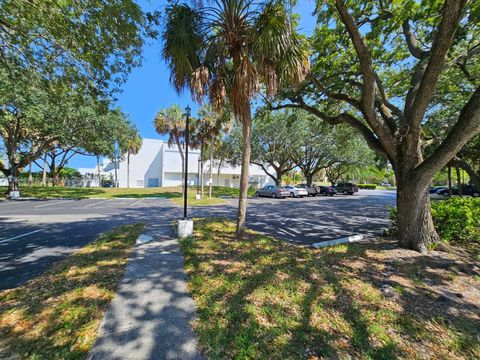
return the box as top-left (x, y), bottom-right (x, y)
top-left (102, 138), bottom-right (275, 189)
top-left (117, 138), bottom-right (163, 188)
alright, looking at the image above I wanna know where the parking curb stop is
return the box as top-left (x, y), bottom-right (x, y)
top-left (311, 234), bottom-right (364, 249)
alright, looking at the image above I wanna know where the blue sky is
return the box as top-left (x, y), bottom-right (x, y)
top-left (70, 0), bottom-right (317, 169)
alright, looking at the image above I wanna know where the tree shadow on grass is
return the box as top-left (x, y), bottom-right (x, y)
top-left (181, 218), bottom-right (480, 359)
top-left (0, 224), bottom-right (143, 359)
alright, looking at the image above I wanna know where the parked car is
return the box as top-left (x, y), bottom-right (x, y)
top-left (429, 186), bottom-right (447, 194)
top-left (437, 185), bottom-right (480, 197)
top-left (317, 185), bottom-right (336, 196)
top-left (284, 185), bottom-right (309, 198)
top-left (255, 185), bottom-right (290, 198)
top-left (297, 184), bottom-right (318, 196)
top-left (335, 182), bottom-right (359, 195)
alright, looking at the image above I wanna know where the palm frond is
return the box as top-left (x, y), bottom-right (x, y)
top-left (162, 4), bottom-right (204, 93)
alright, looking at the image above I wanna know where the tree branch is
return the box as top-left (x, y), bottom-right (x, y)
top-left (405, 0), bottom-right (466, 131)
top-left (402, 20), bottom-right (429, 59)
top-left (414, 86), bottom-right (480, 180)
top-left (270, 100), bottom-right (388, 159)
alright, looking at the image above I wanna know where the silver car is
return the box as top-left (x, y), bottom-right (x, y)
top-left (284, 185), bottom-right (309, 198)
top-left (255, 185), bottom-right (290, 198)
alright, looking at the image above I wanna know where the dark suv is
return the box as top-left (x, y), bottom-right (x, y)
top-left (437, 185), bottom-right (480, 197)
top-left (335, 182), bottom-right (359, 195)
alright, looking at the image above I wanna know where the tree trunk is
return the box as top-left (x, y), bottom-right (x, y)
top-left (447, 164), bottom-right (452, 197)
top-left (454, 159), bottom-right (480, 189)
top-left (28, 163), bottom-right (33, 186)
top-left (175, 138), bottom-right (185, 195)
top-left (97, 155), bottom-right (101, 187)
top-left (114, 153), bottom-right (118, 188)
top-left (209, 136), bottom-right (214, 198)
top-left (306, 174), bottom-right (313, 186)
top-left (200, 145), bottom-right (204, 197)
top-left (127, 152), bottom-right (130, 188)
top-left (396, 177), bottom-right (440, 253)
top-left (42, 153), bottom-right (48, 186)
top-left (8, 166), bottom-right (19, 192)
top-left (217, 160), bottom-right (222, 187)
top-left (236, 111), bottom-right (252, 238)
top-left (455, 165), bottom-right (462, 196)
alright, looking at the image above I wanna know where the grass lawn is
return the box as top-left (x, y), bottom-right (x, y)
top-left (0, 185), bottom-right (253, 205)
top-left (0, 223), bottom-right (144, 359)
top-left (180, 219), bottom-right (480, 359)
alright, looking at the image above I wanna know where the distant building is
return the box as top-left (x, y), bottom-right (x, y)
top-left (78, 138), bottom-right (273, 189)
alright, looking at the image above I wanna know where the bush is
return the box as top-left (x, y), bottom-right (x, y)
top-left (357, 184), bottom-right (377, 189)
top-left (388, 198), bottom-right (480, 243)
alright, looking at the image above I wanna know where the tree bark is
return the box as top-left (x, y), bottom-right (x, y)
top-left (42, 153), bottom-right (48, 186)
top-left (175, 137), bottom-right (185, 194)
top-left (306, 174), bottom-right (313, 186)
top-left (455, 164), bottom-right (462, 196)
top-left (217, 161), bottom-right (221, 186)
top-left (28, 163), bottom-right (32, 186)
top-left (7, 166), bottom-right (19, 192)
top-left (200, 145), bottom-right (204, 197)
top-left (396, 177), bottom-right (440, 253)
top-left (97, 155), bottom-right (101, 187)
top-left (453, 158), bottom-right (480, 189)
top-left (448, 164), bottom-right (452, 197)
top-left (209, 136), bottom-right (214, 198)
top-left (236, 109), bottom-right (252, 237)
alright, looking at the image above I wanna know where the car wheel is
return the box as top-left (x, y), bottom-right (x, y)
top-left (271, 193), bottom-right (277, 198)
top-left (343, 190), bottom-right (348, 195)
top-left (255, 191), bottom-right (259, 197)
top-left (290, 192), bottom-right (295, 198)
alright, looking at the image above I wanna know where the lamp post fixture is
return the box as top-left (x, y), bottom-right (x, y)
top-left (183, 105), bottom-right (191, 220)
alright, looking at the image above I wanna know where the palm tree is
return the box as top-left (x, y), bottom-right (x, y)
top-left (162, 0), bottom-right (309, 236)
top-left (195, 104), bottom-right (232, 197)
top-left (154, 105), bottom-right (187, 192)
top-left (125, 134), bottom-right (142, 188)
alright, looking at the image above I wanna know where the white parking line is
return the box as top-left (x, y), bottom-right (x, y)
top-left (0, 200), bottom-right (30, 207)
top-left (129, 199), bottom-right (144, 207)
top-left (0, 229), bottom-right (43, 244)
top-left (85, 199), bottom-right (111, 208)
top-left (35, 200), bottom-right (72, 208)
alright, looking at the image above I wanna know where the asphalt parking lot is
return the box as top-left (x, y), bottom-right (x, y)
top-left (0, 190), bottom-right (396, 290)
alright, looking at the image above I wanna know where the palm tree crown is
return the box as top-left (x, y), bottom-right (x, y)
top-left (162, 0), bottom-right (309, 235)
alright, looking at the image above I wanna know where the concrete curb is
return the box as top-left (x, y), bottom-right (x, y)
top-left (311, 234), bottom-right (364, 249)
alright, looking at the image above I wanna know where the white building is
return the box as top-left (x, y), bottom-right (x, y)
top-left (79, 138), bottom-right (273, 189)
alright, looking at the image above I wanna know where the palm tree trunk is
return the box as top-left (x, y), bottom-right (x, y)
top-left (209, 136), bottom-right (214, 198)
top-left (200, 144), bottom-right (204, 197)
top-left (127, 152), bottom-right (130, 188)
top-left (217, 159), bottom-right (222, 186)
top-left (175, 137), bottom-right (185, 195)
top-left (236, 109), bottom-right (252, 237)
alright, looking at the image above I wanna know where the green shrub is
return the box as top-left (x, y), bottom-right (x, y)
top-left (357, 184), bottom-right (377, 189)
top-left (388, 198), bottom-right (480, 243)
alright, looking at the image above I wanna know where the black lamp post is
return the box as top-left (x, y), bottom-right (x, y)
top-left (183, 105), bottom-right (191, 219)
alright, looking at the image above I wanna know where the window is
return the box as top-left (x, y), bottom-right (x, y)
top-left (137, 180), bottom-right (144, 187)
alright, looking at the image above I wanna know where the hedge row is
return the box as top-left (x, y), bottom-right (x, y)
top-left (357, 184), bottom-right (377, 189)
top-left (389, 198), bottom-right (480, 243)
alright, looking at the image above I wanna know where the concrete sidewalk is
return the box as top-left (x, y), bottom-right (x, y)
top-left (88, 222), bottom-right (203, 360)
